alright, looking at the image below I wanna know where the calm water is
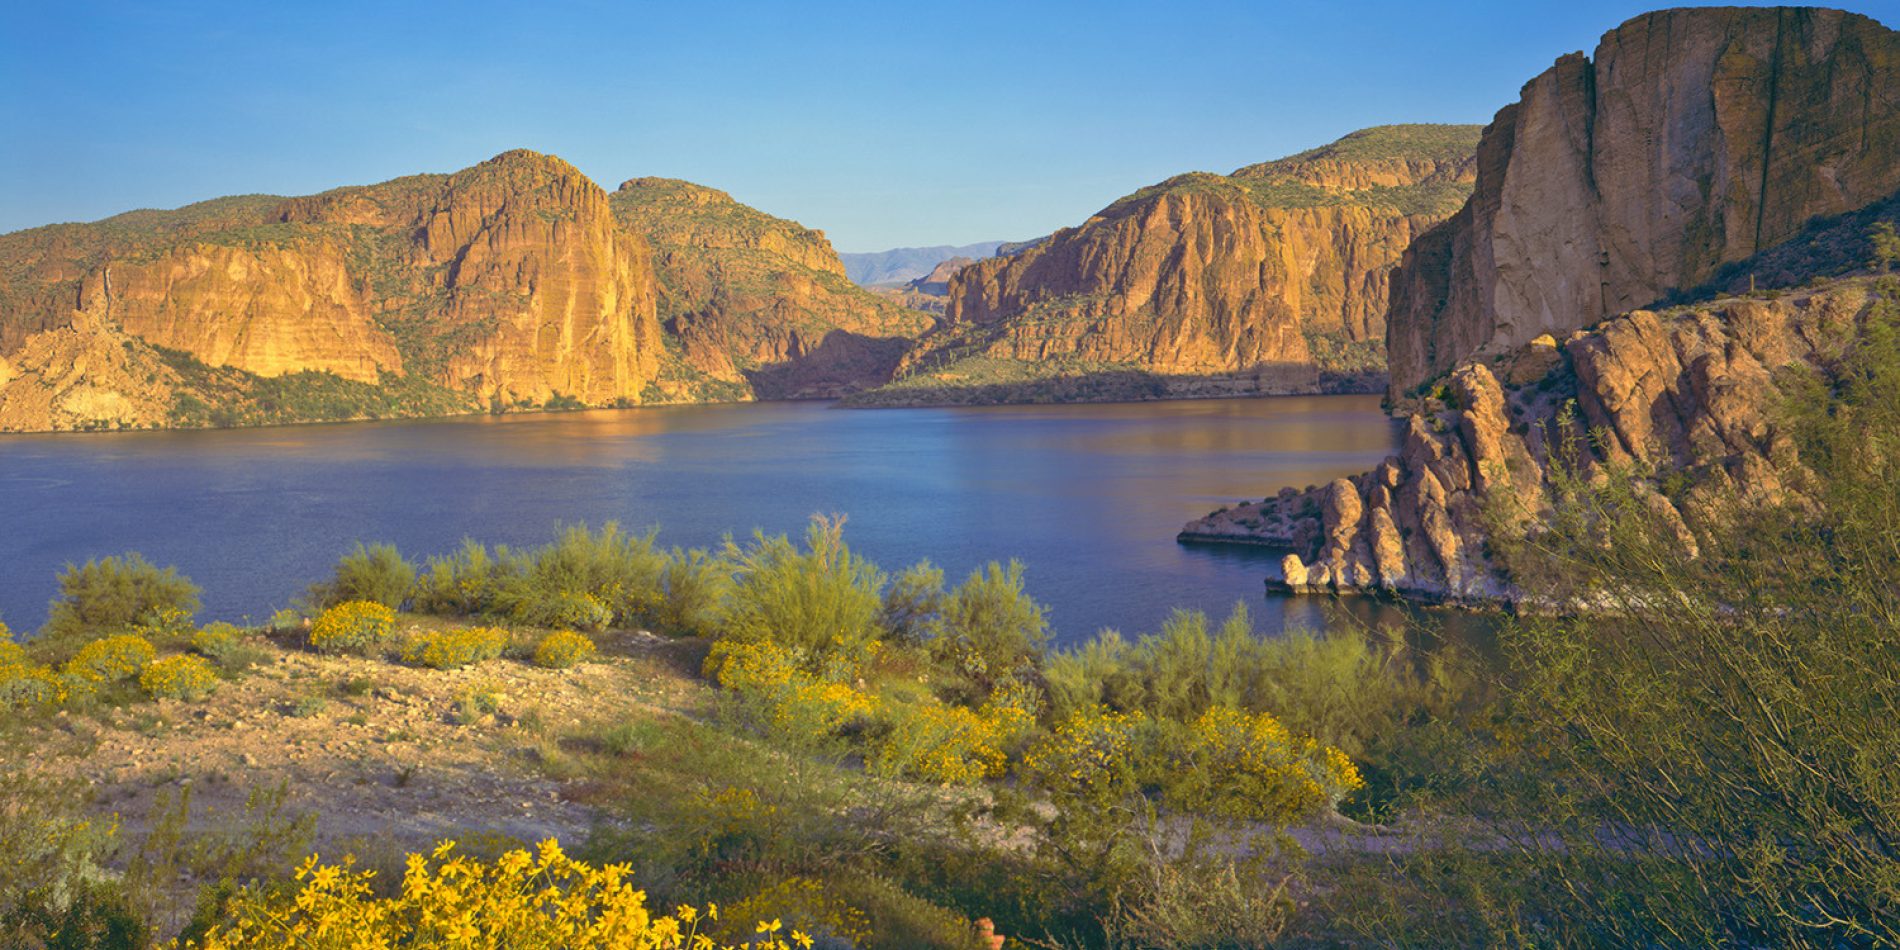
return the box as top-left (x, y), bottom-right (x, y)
top-left (0, 396), bottom-right (1424, 645)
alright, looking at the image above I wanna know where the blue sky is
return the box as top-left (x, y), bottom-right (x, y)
top-left (3, 1), bottom-right (1895, 250)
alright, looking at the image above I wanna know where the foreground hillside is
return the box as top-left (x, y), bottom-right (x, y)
top-left (851, 125), bottom-right (1481, 406)
top-left (0, 152), bottom-right (930, 433)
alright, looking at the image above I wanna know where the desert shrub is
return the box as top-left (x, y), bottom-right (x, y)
top-left (41, 553), bottom-right (199, 646)
top-left (719, 515), bottom-right (885, 664)
top-left (931, 560), bottom-right (1048, 699)
top-left (652, 546), bottom-right (731, 637)
top-left (1162, 706), bottom-right (1363, 822)
top-left (402, 626), bottom-right (509, 670)
top-left (522, 523), bottom-right (667, 625)
top-left (180, 838), bottom-right (807, 949)
top-left (867, 699), bottom-right (1028, 785)
top-left (0, 774), bottom-right (146, 950)
top-left (410, 539), bottom-right (529, 616)
top-left (305, 542), bottom-right (415, 610)
top-left (511, 590), bottom-right (612, 632)
top-left (711, 876), bottom-right (870, 949)
top-left (531, 630), bottom-right (596, 670)
top-left (140, 654), bottom-right (219, 701)
top-left (306, 601), bottom-right (394, 656)
top-left (707, 638), bottom-right (877, 752)
top-left (823, 874), bottom-right (991, 950)
top-left (64, 633), bottom-right (157, 684)
top-left (0, 650), bottom-right (66, 708)
top-left (880, 560), bottom-right (945, 644)
top-left (449, 680), bottom-right (508, 726)
top-left (189, 623), bottom-right (242, 661)
top-left (133, 604), bottom-right (197, 646)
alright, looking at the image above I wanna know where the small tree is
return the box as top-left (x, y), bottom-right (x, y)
top-left (719, 515), bottom-right (885, 667)
top-left (1870, 221), bottom-right (1900, 272)
top-left (41, 554), bottom-right (200, 648)
top-left (305, 542), bottom-right (415, 610)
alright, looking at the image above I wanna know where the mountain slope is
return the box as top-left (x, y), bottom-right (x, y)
top-left (0, 155), bottom-right (937, 431)
top-left (611, 178), bottom-right (937, 400)
top-left (853, 125), bottom-right (1481, 406)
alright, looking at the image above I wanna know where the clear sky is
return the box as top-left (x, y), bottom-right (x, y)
top-left (3, 0), bottom-right (1895, 251)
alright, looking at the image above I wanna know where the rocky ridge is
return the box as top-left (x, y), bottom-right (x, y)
top-left (858, 125), bottom-right (1482, 405)
top-left (1182, 7), bottom-right (1900, 605)
top-left (0, 154), bottom-right (934, 432)
top-left (1386, 6), bottom-right (1900, 399)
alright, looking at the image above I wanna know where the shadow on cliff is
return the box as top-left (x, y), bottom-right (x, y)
top-left (743, 329), bottom-right (916, 400)
top-left (1663, 184), bottom-right (1900, 306)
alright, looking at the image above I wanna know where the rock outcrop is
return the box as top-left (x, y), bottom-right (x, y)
top-left (0, 153), bottom-right (939, 431)
top-left (612, 178), bottom-right (936, 400)
top-left (1181, 280), bottom-right (1881, 603)
top-left (1387, 7), bottom-right (1900, 399)
top-left (864, 125), bottom-right (1481, 404)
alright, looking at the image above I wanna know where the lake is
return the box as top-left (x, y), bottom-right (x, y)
top-left (0, 396), bottom-right (1429, 645)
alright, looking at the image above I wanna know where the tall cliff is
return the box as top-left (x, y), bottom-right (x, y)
top-left (1183, 6), bottom-right (1900, 606)
top-left (0, 153), bottom-right (937, 432)
top-left (1387, 6), bottom-right (1900, 398)
top-left (611, 178), bottom-right (935, 400)
top-left (852, 126), bottom-right (1480, 406)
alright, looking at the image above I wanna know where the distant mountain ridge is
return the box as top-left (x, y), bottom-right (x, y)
top-left (839, 242), bottom-right (1009, 286)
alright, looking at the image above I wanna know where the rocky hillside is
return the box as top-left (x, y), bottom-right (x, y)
top-left (0, 155), bottom-right (936, 431)
top-left (853, 125), bottom-right (1481, 406)
top-left (1387, 6), bottom-right (1900, 399)
top-left (1183, 7), bottom-right (1900, 606)
top-left (612, 178), bottom-right (935, 400)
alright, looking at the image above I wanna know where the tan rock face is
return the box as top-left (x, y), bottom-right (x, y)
top-left (922, 127), bottom-right (1479, 388)
top-left (420, 151), bottom-right (662, 405)
top-left (1187, 281), bottom-right (1877, 604)
top-left (1388, 7), bottom-right (1900, 397)
top-left (612, 177), bottom-right (935, 400)
top-left (83, 241), bottom-right (402, 384)
top-left (0, 314), bottom-right (180, 432)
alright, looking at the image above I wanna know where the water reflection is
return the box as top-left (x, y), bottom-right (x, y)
top-left (0, 396), bottom-right (1487, 646)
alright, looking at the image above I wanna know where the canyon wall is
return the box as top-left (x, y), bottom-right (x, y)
top-left (0, 153), bottom-right (937, 431)
top-left (863, 125), bottom-right (1480, 404)
top-left (1387, 7), bottom-right (1900, 398)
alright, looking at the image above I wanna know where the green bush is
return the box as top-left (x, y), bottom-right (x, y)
top-left (523, 523), bottom-right (666, 625)
top-left (41, 554), bottom-right (200, 648)
top-left (410, 539), bottom-right (529, 616)
top-left (719, 515), bottom-right (885, 666)
top-left (880, 560), bottom-right (945, 644)
top-left (932, 560), bottom-right (1048, 698)
top-left (189, 622), bottom-right (243, 662)
top-left (652, 547), bottom-right (731, 637)
top-left (511, 590), bottom-right (613, 632)
top-left (306, 542), bottom-right (416, 610)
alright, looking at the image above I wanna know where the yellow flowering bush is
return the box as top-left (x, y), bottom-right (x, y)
top-left (1164, 706), bottom-right (1364, 822)
top-left (869, 699), bottom-right (1027, 785)
top-left (64, 633), bottom-right (157, 683)
top-left (140, 654), bottom-right (220, 701)
top-left (191, 622), bottom-right (244, 660)
top-left (0, 640), bottom-right (67, 709)
top-left (308, 600), bottom-right (395, 655)
top-left (714, 877), bottom-right (869, 949)
top-left (404, 626), bottom-right (509, 670)
top-left (176, 838), bottom-right (813, 950)
top-left (532, 629), bottom-right (597, 670)
top-left (707, 638), bottom-right (877, 742)
top-left (1022, 706), bottom-right (1144, 803)
top-left (136, 604), bottom-right (197, 641)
